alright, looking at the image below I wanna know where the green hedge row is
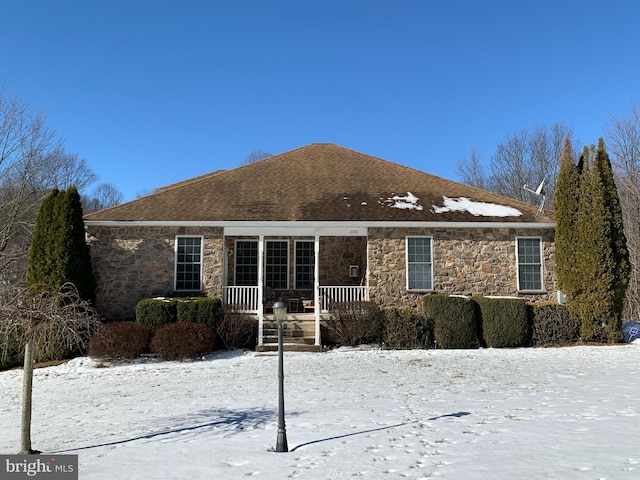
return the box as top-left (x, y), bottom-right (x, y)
top-left (135, 297), bottom-right (223, 330)
top-left (322, 296), bottom-right (580, 350)
top-left (422, 295), bottom-right (580, 349)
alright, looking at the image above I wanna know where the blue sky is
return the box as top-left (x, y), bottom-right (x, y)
top-left (2, 0), bottom-right (639, 202)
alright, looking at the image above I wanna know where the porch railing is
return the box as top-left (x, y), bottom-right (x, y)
top-left (223, 286), bottom-right (259, 313)
top-left (222, 285), bottom-right (368, 313)
top-left (318, 286), bottom-right (368, 312)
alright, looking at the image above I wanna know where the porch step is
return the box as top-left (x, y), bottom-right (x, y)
top-left (256, 344), bottom-right (322, 353)
top-left (259, 319), bottom-right (320, 352)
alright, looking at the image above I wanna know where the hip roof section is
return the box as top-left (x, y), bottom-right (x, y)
top-left (84, 143), bottom-right (554, 224)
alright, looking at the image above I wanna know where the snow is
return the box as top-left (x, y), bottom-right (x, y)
top-left (432, 196), bottom-right (523, 217)
top-left (380, 192), bottom-right (424, 210)
top-left (1, 345), bottom-right (639, 479)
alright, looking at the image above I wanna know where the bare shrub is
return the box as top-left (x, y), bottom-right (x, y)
top-left (150, 322), bottom-right (216, 360)
top-left (217, 308), bottom-right (257, 350)
top-left (381, 307), bottom-right (434, 350)
top-left (88, 322), bottom-right (151, 360)
top-left (322, 301), bottom-right (381, 347)
top-left (531, 302), bottom-right (580, 346)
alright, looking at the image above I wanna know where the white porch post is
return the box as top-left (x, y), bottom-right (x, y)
top-left (258, 235), bottom-right (265, 346)
top-left (314, 235), bottom-right (320, 346)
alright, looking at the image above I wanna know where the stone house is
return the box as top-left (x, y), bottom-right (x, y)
top-left (84, 143), bottom-right (556, 349)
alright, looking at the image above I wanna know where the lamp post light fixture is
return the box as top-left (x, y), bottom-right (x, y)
top-left (272, 301), bottom-right (289, 453)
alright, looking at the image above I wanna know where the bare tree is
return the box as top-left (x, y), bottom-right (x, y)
top-left (606, 104), bottom-right (640, 319)
top-left (0, 91), bottom-right (97, 289)
top-left (456, 123), bottom-right (575, 211)
top-left (242, 149), bottom-right (272, 165)
top-left (454, 148), bottom-right (487, 190)
top-left (84, 182), bottom-right (124, 213)
top-left (0, 283), bottom-right (103, 454)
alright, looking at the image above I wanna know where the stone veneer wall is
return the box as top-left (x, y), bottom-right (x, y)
top-left (319, 236), bottom-right (367, 286)
top-left (367, 226), bottom-right (556, 308)
top-left (86, 226), bottom-right (224, 321)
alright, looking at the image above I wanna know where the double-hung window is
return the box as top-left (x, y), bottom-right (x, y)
top-left (516, 237), bottom-right (543, 291)
top-left (235, 240), bottom-right (258, 286)
top-left (266, 240), bottom-right (288, 290)
top-left (295, 241), bottom-right (315, 290)
top-left (406, 236), bottom-right (433, 290)
top-left (175, 236), bottom-right (203, 291)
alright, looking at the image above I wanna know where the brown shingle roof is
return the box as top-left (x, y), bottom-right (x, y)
top-left (84, 144), bottom-right (553, 224)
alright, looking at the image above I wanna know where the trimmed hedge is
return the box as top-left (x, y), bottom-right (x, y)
top-left (176, 297), bottom-right (222, 330)
top-left (88, 322), bottom-right (151, 360)
top-left (425, 294), bottom-right (481, 349)
top-left (322, 301), bottom-right (382, 346)
top-left (150, 322), bottom-right (216, 359)
top-left (381, 307), bottom-right (434, 350)
top-left (135, 298), bottom-right (177, 329)
top-left (531, 302), bottom-right (580, 346)
top-left (474, 297), bottom-right (531, 348)
top-left (136, 297), bottom-right (223, 331)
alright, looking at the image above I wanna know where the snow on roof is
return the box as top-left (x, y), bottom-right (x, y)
top-left (379, 192), bottom-right (424, 210)
top-left (432, 196), bottom-right (522, 217)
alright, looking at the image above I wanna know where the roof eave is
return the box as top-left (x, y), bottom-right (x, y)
top-left (84, 219), bottom-right (555, 229)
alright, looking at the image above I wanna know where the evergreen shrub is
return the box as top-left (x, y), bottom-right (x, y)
top-left (474, 297), bottom-right (531, 348)
top-left (531, 302), bottom-right (580, 346)
top-left (88, 322), bottom-right (151, 360)
top-left (322, 301), bottom-right (381, 346)
top-left (425, 294), bottom-right (480, 349)
top-left (135, 298), bottom-right (177, 329)
top-left (381, 307), bottom-right (434, 349)
top-left (150, 322), bottom-right (216, 359)
top-left (176, 297), bottom-right (223, 330)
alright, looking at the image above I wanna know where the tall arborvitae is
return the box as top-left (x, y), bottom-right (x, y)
top-left (27, 189), bottom-right (60, 290)
top-left (595, 138), bottom-right (629, 336)
top-left (554, 138), bottom-right (580, 300)
top-left (27, 186), bottom-right (96, 304)
top-left (575, 145), bottom-right (617, 341)
top-left (65, 186), bottom-right (96, 303)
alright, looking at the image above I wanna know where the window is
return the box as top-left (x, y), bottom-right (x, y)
top-left (406, 236), bottom-right (433, 290)
top-left (235, 240), bottom-right (258, 286)
top-left (175, 236), bottom-right (203, 291)
top-left (266, 240), bottom-right (288, 289)
top-left (295, 241), bottom-right (314, 290)
top-left (517, 237), bottom-right (543, 291)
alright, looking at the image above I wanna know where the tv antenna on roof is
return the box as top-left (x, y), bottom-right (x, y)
top-left (523, 179), bottom-right (546, 214)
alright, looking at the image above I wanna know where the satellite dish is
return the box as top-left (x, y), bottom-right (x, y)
top-left (523, 179), bottom-right (546, 213)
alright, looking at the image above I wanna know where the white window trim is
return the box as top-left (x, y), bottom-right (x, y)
top-left (174, 235), bottom-right (204, 292)
top-left (516, 236), bottom-right (545, 292)
top-left (294, 240), bottom-right (314, 290)
top-left (265, 239), bottom-right (289, 290)
top-left (406, 236), bottom-right (434, 291)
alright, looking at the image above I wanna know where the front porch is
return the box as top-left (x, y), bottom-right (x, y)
top-left (222, 228), bottom-right (369, 351)
top-left (223, 285), bottom-right (368, 350)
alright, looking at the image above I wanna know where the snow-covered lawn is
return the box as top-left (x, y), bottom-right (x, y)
top-left (1, 344), bottom-right (639, 479)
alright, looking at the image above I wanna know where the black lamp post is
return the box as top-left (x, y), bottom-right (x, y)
top-left (272, 301), bottom-right (288, 453)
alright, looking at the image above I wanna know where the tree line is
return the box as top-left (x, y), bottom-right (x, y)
top-left (455, 106), bottom-right (640, 322)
